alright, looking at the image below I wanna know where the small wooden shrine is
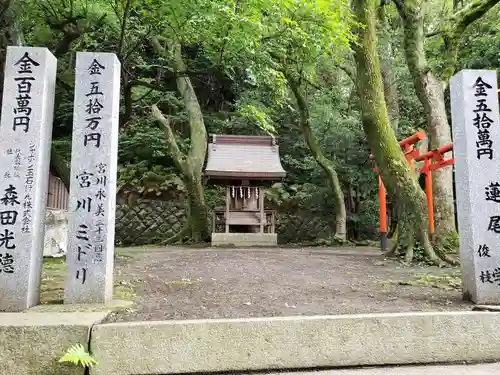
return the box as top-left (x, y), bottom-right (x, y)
top-left (205, 134), bottom-right (286, 246)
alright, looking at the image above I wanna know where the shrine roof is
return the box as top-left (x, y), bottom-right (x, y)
top-left (204, 134), bottom-right (287, 180)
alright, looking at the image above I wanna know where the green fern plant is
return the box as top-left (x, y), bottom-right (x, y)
top-left (58, 344), bottom-right (98, 368)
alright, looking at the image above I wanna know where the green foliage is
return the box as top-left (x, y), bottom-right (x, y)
top-left (10, 0), bottom-right (497, 244)
top-left (456, 7), bottom-right (500, 70)
top-left (58, 344), bottom-right (98, 368)
top-left (350, 199), bottom-right (380, 239)
top-left (423, 0), bottom-right (500, 77)
top-left (237, 104), bottom-right (276, 135)
top-left (204, 186), bottom-right (225, 209)
top-left (266, 183), bottom-right (318, 209)
top-left (117, 119), bottom-right (186, 195)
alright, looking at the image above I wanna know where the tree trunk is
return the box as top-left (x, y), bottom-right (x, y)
top-left (380, 54), bottom-right (400, 133)
top-left (352, 0), bottom-right (447, 265)
top-left (50, 145), bottom-right (70, 190)
top-left (184, 172), bottom-right (209, 242)
top-left (378, 5), bottom-right (400, 132)
top-left (151, 101), bottom-right (210, 242)
top-left (151, 38), bottom-right (209, 242)
top-left (287, 76), bottom-right (347, 241)
top-left (395, 1), bottom-right (457, 249)
top-left (377, 6), bottom-right (401, 238)
top-left (172, 41), bottom-right (209, 242)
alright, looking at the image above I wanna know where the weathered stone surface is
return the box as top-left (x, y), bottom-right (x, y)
top-left (90, 311), bottom-right (500, 375)
top-left (27, 299), bottom-right (133, 313)
top-left (0, 312), bottom-right (108, 375)
top-left (43, 209), bottom-right (68, 257)
top-left (257, 363), bottom-right (500, 375)
top-left (0, 47), bottom-right (57, 311)
top-left (450, 70), bottom-right (500, 304)
top-left (115, 199), bottom-right (187, 246)
top-left (65, 52), bottom-right (120, 304)
top-left (211, 233), bottom-right (278, 246)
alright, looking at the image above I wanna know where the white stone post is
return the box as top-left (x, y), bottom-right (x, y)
top-left (450, 69), bottom-right (500, 304)
top-left (0, 47), bottom-right (57, 311)
top-left (64, 52), bottom-right (120, 304)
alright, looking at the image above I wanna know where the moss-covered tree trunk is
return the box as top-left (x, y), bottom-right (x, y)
top-left (378, 6), bottom-right (399, 132)
top-left (286, 75), bottom-right (347, 241)
top-left (394, 0), bottom-right (498, 250)
top-left (174, 41), bottom-right (209, 242)
top-left (352, 0), bottom-right (449, 265)
top-left (377, 6), bottom-right (401, 239)
top-left (184, 172), bottom-right (209, 242)
top-left (395, 0), bottom-right (457, 249)
top-left (152, 38), bottom-right (209, 243)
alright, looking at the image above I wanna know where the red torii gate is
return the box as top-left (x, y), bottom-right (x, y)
top-left (415, 143), bottom-right (454, 234)
top-left (369, 132), bottom-right (454, 251)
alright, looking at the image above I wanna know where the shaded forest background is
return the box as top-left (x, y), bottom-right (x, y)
top-left (0, 0), bottom-right (498, 255)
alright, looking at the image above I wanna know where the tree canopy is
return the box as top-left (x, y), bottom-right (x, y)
top-left (2, 0), bottom-right (499, 256)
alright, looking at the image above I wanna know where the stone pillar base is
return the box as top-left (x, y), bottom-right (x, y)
top-left (211, 233), bottom-right (277, 247)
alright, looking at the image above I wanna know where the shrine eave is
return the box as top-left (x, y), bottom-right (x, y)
top-left (204, 134), bottom-right (287, 181)
top-left (205, 170), bottom-right (286, 179)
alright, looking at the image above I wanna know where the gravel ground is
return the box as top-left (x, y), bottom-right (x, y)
top-left (103, 246), bottom-right (471, 322)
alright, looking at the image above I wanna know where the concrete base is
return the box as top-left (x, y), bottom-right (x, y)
top-left (27, 299), bottom-right (133, 313)
top-left (211, 232), bottom-right (278, 246)
top-left (265, 363), bottom-right (500, 374)
top-left (0, 312), bottom-right (108, 375)
top-left (90, 311), bottom-right (500, 375)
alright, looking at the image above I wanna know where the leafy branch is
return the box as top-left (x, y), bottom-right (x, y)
top-left (59, 344), bottom-right (98, 368)
top-left (425, 0), bottom-right (500, 80)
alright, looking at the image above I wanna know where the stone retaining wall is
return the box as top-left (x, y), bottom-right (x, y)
top-left (115, 199), bottom-right (187, 246)
top-left (276, 212), bottom-right (334, 244)
top-left (113, 199), bottom-right (337, 246)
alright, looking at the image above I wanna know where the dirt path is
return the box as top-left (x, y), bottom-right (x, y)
top-left (101, 246), bottom-right (471, 322)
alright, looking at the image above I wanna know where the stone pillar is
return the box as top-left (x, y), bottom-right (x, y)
top-left (259, 187), bottom-right (264, 233)
top-left (0, 47), bottom-right (57, 311)
top-left (225, 187), bottom-right (230, 233)
top-left (64, 52), bottom-right (120, 304)
top-left (450, 69), bottom-right (500, 304)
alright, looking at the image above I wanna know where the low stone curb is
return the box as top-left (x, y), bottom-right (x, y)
top-left (90, 311), bottom-right (500, 375)
top-left (0, 312), bottom-right (109, 375)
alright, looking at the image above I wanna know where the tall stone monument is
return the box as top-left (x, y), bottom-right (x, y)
top-left (64, 52), bottom-right (120, 304)
top-left (450, 69), bottom-right (500, 304)
top-left (0, 47), bottom-right (57, 311)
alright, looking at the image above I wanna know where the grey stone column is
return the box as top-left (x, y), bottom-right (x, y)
top-left (0, 47), bottom-right (57, 311)
top-left (450, 69), bottom-right (500, 303)
top-left (64, 52), bottom-right (120, 304)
